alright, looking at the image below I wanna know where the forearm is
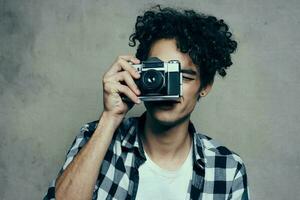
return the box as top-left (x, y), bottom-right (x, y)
top-left (55, 112), bottom-right (122, 200)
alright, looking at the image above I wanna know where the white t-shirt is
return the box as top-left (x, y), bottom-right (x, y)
top-left (135, 145), bottom-right (193, 200)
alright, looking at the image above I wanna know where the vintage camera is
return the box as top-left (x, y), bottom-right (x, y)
top-left (130, 57), bottom-right (182, 101)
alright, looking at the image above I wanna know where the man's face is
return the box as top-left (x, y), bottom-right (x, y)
top-left (144, 39), bottom-right (206, 126)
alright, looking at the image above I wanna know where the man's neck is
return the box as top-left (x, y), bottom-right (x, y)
top-left (141, 112), bottom-right (192, 170)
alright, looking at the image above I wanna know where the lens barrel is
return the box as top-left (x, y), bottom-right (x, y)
top-left (141, 69), bottom-right (164, 92)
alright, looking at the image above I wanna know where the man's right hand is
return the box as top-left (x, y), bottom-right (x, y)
top-left (102, 55), bottom-right (141, 121)
top-left (55, 55), bottom-right (141, 200)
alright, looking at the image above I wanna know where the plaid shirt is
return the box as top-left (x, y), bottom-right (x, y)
top-left (44, 113), bottom-right (249, 200)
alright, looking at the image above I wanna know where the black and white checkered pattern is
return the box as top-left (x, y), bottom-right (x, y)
top-left (44, 113), bottom-right (249, 199)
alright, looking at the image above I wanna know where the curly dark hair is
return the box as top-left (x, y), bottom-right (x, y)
top-left (129, 5), bottom-right (237, 91)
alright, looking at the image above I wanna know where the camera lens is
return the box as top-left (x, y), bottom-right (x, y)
top-left (142, 69), bottom-right (164, 92)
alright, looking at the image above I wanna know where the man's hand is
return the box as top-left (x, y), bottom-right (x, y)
top-left (102, 55), bottom-right (141, 120)
top-left (55, 56), bottom-right (141, 200)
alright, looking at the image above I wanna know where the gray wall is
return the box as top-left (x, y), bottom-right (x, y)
top-left (1, 0), bottom-right (299, 199)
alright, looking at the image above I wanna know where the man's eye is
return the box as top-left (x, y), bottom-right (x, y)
top-left (183, 76), bottom-right (195, 80)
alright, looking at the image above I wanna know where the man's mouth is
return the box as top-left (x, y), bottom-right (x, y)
top-left (150, 100), bottom-right (180, 107)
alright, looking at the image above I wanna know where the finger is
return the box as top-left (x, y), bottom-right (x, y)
top-left (104, 81), bottom-right (140, 104)
top-left (116, 84), bottom-right (140, 104)
top-left (119, 55), bottom-right (140, 64)
top-left (118, 59), bottom-right (141, 79)
top-left (111, 71), bottom-right (140, 95)
top-left (106, 55), bottom-right (140, 77)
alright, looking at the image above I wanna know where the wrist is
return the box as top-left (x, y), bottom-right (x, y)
top-left (98, 111), bottom-right (124, 129)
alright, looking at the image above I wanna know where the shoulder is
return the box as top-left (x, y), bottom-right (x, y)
top-left (195, 133), bottom-right (249, 198)
top-left (195, 132), bottom-right (245, 166)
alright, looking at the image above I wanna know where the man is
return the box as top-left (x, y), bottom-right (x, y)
top-left (44, 5), bottom-right (249, 200)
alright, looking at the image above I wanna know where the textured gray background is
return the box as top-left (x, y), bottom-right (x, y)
top-left (1, 0), bottom-right (299, 199)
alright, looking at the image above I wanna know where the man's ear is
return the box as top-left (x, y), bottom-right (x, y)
top-left (200, 84), bottom-right (212, 97)
top-left (197, 84), bottom-right (213, 100)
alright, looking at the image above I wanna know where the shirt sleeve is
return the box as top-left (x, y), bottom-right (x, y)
top-left (229, 161), bottom-right (250, 200)
top-left (43, 123), bottom-right (94, 200)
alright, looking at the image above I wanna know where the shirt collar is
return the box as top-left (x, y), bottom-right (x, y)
top-left (121, 112), bottom-right (206, 168)
top-left (121, 112), bottom-right (146, 158)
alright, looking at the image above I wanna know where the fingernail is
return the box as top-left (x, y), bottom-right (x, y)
top-left (136, 89), bottom-right (140, 94)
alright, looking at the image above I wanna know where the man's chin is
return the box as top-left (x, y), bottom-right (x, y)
top-left (145, 106), bottom-right (189, 127)
top-left (148, 109), bottom-right (176, 125)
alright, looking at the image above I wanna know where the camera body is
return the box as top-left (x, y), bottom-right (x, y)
top-left (131, 57), bottom-right (182, 101)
